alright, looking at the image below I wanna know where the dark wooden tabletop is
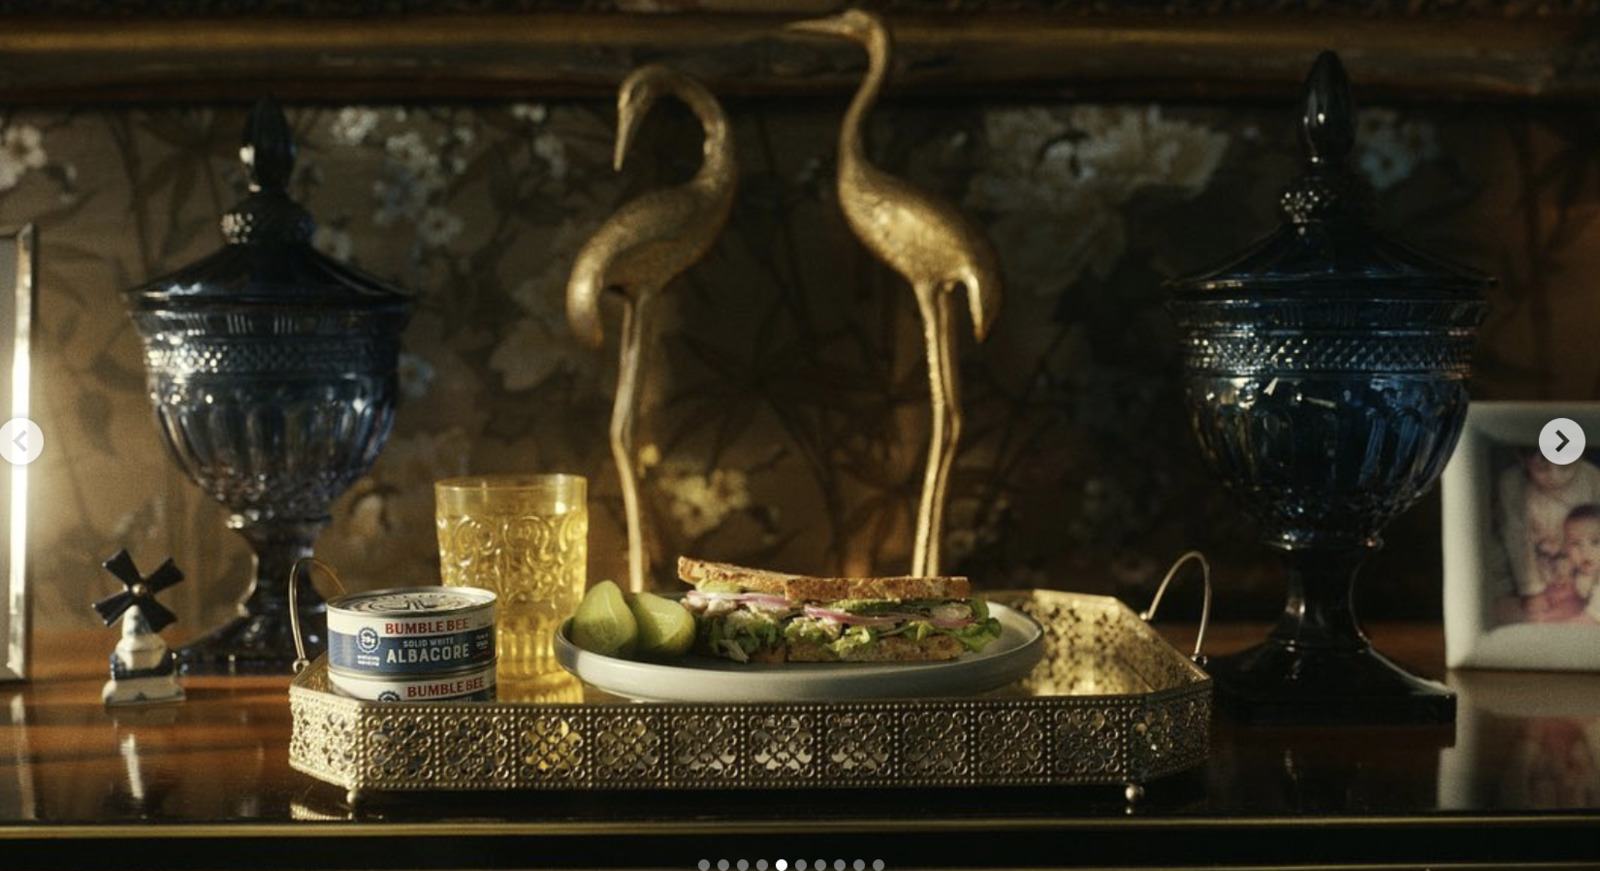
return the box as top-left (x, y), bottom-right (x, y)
top-left (2, 625), bottom-right (1598, 870)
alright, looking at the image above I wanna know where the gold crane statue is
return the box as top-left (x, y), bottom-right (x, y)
top-left (567, 64), bottom-right (737, 593)
top-left (787, 9), bottom-right (1003, 577)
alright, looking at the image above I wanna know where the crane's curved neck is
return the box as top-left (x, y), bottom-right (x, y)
top-left (677, 85), bottom-right (735, 190)
top-left (841, 27), bottom-right (890, 174)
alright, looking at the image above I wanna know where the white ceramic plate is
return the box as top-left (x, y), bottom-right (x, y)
top-left (554, 602), bottom-right (1045, 702)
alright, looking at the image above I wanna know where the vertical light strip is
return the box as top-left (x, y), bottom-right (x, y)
top-left (8, 225), bottom-right (33, 679)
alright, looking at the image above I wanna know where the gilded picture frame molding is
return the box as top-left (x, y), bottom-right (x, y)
top-left (0, 6), bottom-right (1590, 103)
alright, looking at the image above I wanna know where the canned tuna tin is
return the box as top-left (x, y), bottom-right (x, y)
top-left (327, 662), bottom-right (497, 703)
top-left (327, 586), bottom-right (496, 676)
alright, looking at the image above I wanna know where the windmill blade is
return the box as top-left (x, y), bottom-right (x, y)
top-left (92, 591), bottom-right (133, 627)
top-left (137, 598), bottom-right (178, 634)
top-left (144, 559), bottom-right (184, 594)
top-left (101, 549), bottom-right (141, 587)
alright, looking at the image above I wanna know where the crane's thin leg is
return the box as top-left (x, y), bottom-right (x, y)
top-left (913, 286), bottom-right (961, 577)
top-left (611, 290), bottom-right (656, 593)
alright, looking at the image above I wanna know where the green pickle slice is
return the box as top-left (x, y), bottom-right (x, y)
top-left (570, 580), bottom-right (638, 659)
top-left (628, 592), bottom-right (696, 660)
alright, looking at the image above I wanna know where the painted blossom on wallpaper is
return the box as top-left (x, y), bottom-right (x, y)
top-left (0, 124), bottom-right (47, 191)
top-left (969, 106), bottom-right (1229, 297)
top-left (655, 460), bottom-right (755, 540)
top-left (1355, 108), bottom-right (1441, 192)
top-left (0, 117), bottom-right (76, 206)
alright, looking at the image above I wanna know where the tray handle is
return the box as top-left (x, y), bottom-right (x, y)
top-left (1140, 550), bottom-right (1212, 667)
top-left (289, 557), bottom-right (349, 674)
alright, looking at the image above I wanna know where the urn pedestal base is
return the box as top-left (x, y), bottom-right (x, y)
top-left (1209, 640), bottom-right (1455, 725)
top-left (176, 519), bottom-right (328, 675)
top-left (1207, 546), bottom-right (1456, 725)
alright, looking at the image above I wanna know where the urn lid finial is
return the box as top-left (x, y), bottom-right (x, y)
top-left (1278, 51), bottom-right (1374, 226)
top-left (127, 95), bottom-right (410, 311)
top-left (1170, 50), bottom-right (1491, 301)
top-left (243, 95), bottom-right (295, 193)
top-left (222, 96), bottom-right (314, 246)
top-left (1302, 51), bottom-right (1354, 170)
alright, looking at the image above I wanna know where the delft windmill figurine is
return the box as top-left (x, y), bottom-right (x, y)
top-left (95, 550), bottom-right (185, 706)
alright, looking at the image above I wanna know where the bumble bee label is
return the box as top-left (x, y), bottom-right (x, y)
top-left (328, 662), bottom-right (497, 703)
top-left (327, 586), bottom-right (496, 675)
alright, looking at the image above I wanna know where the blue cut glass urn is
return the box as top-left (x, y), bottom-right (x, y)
top-left (126, 98), bottom-right (413, 674)
top-left (1168, 53), bottom-right (1491, 723)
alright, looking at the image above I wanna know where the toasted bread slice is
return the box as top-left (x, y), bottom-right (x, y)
top-left (678, 557), bottom-right (970, 601)
top-left (678, 558), bottom-right (802, 595)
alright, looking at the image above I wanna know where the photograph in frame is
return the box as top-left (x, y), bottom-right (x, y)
top-left (1443, 401), bottom-right (1600, 671)
top-left (0, 225), bottom-right (32, 683)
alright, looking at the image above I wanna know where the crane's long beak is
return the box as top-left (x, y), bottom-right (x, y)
top-left (958, 270), bottom-right (1001, 342)
top-left (614, 98), bottom-right (643, 172)
top-left (784, 17), bottom-right (850, 38)
top-left (969, 288), bottom-right (999, 342)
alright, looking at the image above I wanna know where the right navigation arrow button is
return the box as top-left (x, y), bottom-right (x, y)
top-left (1540, 418), bottom-right (1586, 466)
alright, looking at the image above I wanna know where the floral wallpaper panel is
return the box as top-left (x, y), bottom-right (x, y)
top-left (4, 92), bottom-right (1596, 637)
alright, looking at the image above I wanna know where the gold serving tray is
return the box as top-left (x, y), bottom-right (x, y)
top-left (289, 590), bottom-right (1211, 803)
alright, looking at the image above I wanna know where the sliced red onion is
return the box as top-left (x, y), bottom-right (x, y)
top-left (737, 592), bottom-right (794, 609)
top-left (928, 615), bottom-right (976, 629)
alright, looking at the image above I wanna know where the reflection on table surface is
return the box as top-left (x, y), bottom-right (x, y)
top-left (0, 626), bottom-right (1597, 825)
top-left (1440, 669), bottom-right (1600, 810)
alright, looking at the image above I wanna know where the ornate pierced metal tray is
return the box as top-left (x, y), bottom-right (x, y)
top-left (289, 590), bottom-right (1211, 802)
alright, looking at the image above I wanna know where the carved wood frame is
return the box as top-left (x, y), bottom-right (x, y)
top-left (0, 3), bottom-right (1592, 103)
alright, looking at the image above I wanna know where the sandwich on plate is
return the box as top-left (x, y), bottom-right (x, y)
top-left (678, 557), bottom-right (1003, 663)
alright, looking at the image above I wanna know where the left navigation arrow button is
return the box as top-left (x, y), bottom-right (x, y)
top-left (0, 418), bottom-right (41, 465)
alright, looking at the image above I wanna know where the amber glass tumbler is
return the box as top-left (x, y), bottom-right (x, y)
top-left (436, 475), bottom-right (587, 680)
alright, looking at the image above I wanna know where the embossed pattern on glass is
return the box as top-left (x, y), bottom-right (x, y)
top-left (435, 474), bottom-right (587, 681)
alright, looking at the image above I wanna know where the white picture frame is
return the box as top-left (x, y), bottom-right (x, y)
top-left (1442, 400), bottom-right (1600, 671)
top-left (0, 225), bottom-right (33, 683)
